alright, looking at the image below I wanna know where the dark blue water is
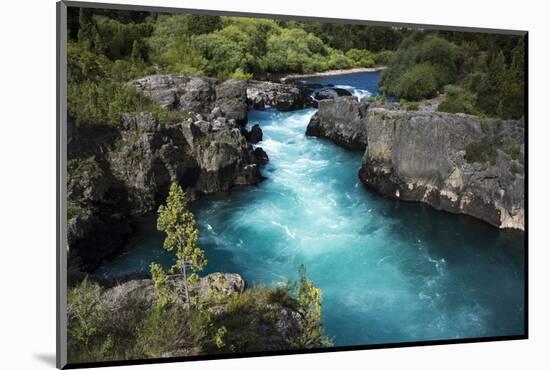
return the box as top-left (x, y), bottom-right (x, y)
top-left (96, 72), bottom-right (525, 346)
top-left (300, 71), bottom-right (381, 100)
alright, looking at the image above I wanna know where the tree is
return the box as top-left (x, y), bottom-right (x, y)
top-left (294, 265), bottom-right (332, 348)
top-left (77, 8), bottom-right (101, 52)
top-left (157, 182), bottom-right (207, 304)
top-left (150, 262), bottom-right (171, 307)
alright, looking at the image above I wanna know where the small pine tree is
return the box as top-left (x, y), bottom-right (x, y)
top-left (150, 262), bottom-right (170, 307)
top-left (294, 265), bottom-right (332, 348)
top-left (157, 182), bottom-right (207, 305)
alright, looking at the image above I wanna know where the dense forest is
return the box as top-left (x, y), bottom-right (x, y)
top-left (67, 6), bottom-right (525, 131)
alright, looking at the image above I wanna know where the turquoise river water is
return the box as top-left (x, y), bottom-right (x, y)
top-left (96, 72), bottom-right (525, 346)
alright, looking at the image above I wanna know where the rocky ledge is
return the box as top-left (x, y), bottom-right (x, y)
top-left (246, 80), bottom-right (313, 111)
top-left (306, 98), bottom-right (525, 230)
top-left (306, 97), bottom-right (368, 150)
top-left (68, 273), bottom-right (310, 356)
top-left (130, 74), bottom-right (314, 116)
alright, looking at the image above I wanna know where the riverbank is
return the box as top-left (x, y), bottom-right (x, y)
top-left (280, 66), bottom-right (386, 83)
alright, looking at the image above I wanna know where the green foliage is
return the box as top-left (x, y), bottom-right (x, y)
top-left (67, 277), bottom-right (115, 362)
top-left (264, 28), bottom-right (330, 74)
top-left (438, 85), bottom-right (478, 115)
top-left (150, 262), bottom-right (171, 308)
top-left (381, 30), bottom-right (525, 119)
top-left (92, 15), bottom-right (153, 60)
top-left (464, 120), bottom-right (523, 166)
top-left (465, 141), bottom-right (497, 165)
top-left (214, 326), bottom-right (228, 349)
top-left (67, 156), bottom-right (103, 185)
top-left (380, 34), bottom-right (460, 100)
top-left (157, 183), bottom-right (207, 303)
top-left (67, 200), bottom-right (83, 220)
top-left (345, 48), bottom-right (375, 67)
top-left (373, 50), bottom-right (394, 65)
top-left (68, 277), bottom-right (104, 347)
top-left (406, 103), bottom-right (419, 111)
top-left (68, 79), bottom-right (151, 126)
top-left (134, 304), bottom-right (195, 359)
top-left (293, 265), bottom-right (332, 348)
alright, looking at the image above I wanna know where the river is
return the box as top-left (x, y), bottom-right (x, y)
top-left (96, 71), bottom-right (525, 346)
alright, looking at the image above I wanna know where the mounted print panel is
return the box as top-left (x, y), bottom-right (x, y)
top-left (57, 1), bottom-right (527, 368)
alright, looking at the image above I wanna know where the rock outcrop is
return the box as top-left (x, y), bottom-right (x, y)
top-left (68, 112), bottom-right (262, 272)
top-left (313, 87), bottom-right (352, 101)
top-left (245, 123), bottom-right (263, 144)
top-left (68, 273), bottom-right (310, 355)
top-left (108, 112), bottom-right (262, 213)
top-left (306, 99), bottom-right (525, 230)
top-left (130, 75), bottom-right (249, 125)
top-left (130, 75), bottom-right (313, 119)
top-left (246, 80), bottom-right (312, 111)
top-left (306, 97), bottom-right (369, 150)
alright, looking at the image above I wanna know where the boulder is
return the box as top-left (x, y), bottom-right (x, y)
top-left (246, 80), bottom-right (312, 111)
top-left (254, 147), bottom-right (269, 165)
top-left (305, 96), bottom-right (369, 150)
top-left (314, 87), bottom-right (352, 101)
top-left (129, 75), bottom-right (247, 124)
top-left (215, 80), bottom-right (248, 125)
top-left (245, 123), bottom-right (263, 143)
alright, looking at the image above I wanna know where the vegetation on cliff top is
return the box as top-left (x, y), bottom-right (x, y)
top-left (379, 32), bottom-right (525, 119)
top-left (67, 7), bottom-right (400, 127)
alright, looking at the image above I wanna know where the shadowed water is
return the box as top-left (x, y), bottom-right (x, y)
top-left (96, 73), bottom-right (525, 346)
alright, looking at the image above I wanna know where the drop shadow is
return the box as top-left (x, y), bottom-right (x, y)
top-left (34, 353), bottom-right (56, 367)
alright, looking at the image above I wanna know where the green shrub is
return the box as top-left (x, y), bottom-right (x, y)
top-left (68, 156), bottom-right (103, 185)
top-left (67, 200), bottom-right (83, 220)
top-left (327, 48), bottom-right (352, 70)
top-left (380, 34), bottom-right (459, 100)
top-left (67, 277), bottom-right (113, 362)
top-left (438, 85), bottom-right (478, 115)
top-left (395, 63), bottom-right (439, 100)
top-left (465, 141), bottom-right (497, 165)
top-left (345, 48), bottom-right (375, 67)
top-left (373, 50), bottom-right (394, 65)
top-left (406, 103), bottom-right (419, 111)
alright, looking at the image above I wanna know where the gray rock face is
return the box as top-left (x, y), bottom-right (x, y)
top-left (215, 80), bottom-right (248, 124)
top-left (306, 97), bottom-right (369, 150)
top-left (246, 80), bottom-right (311, 111)
top-left (359, 107), bottom-right (524, 230)
top-left (94, 273), bottom-right (245, 312)
top-left (107, 112), bottom-right (262, 214)
top-left (68, 112), bottom-right (262, 272)
top-left (307, 99), bottom-right (525, 230)
top-left (130, 75), bottom-right (248, 125)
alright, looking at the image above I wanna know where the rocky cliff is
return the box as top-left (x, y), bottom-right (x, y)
top-left (68, 75), bottom-right (308, 272)
top-left (306, 99), bottom-right (525, 230)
